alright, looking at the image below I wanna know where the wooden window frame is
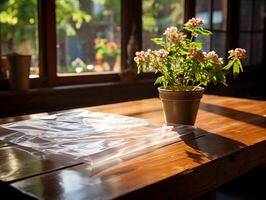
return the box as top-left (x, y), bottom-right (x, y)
top-left (41, 0), bottom-right (125, 86)
top-left (40, 0), bottom-right (158, 86)
top-left (237, 0), bottom-right (265, 66)
top-left (195, 0), bottom-right (265, 67)
top-left (195, 0), bottom-right (229, 56)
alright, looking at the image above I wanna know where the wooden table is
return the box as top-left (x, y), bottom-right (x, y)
top-left (0, 95), bottom-right (265, 200)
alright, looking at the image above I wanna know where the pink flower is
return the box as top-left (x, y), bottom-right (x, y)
top-left (228, 48), bottom-right (247, 59)
top-left (107, 41), bottom-right (118, 49)
top-left (164, 26), bottom-right (178, 35)
top-left (188, 48), bottom-right (205, 62)
top-left (164, 26), bottom-right (186, 44)
top-left (204, 51), bottom-right (223, 65)
top-left (134, 50), bottom-right (151, 64)
top-left (154, 49), bottom-right (169, 61)
top-left (185, 18), bottom-right (204, 27)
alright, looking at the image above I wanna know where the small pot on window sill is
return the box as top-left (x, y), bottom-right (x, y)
top-left (7, 53), bottom-right (31, 91)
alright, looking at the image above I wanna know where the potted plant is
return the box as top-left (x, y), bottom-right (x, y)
top-left (134, 18), bottom-right (247, 125)
top-left (94, 38), bottom-right (120, 71)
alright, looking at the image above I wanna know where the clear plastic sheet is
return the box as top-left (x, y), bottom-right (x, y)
top-left (0, 109), bottom-right (196, 174)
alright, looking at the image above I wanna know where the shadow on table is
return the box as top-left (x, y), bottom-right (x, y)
top-left (177, 124), bottom-right (249, 164)
top-left (199, 102), bottom-right (266, 129)
top-left (216, 166), bottom-right (266, 200)
top-left (181, 128), bottom-right (247, 164)
top-left (180, 128), bottom-right (256, 199)
top-left (0, 181), bottom-right (38, 200)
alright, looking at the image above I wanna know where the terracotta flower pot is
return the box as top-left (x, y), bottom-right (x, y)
top-left (158, 87), bottom-right (204, 125)
top-left (7, 53), bottom-right (31, 91)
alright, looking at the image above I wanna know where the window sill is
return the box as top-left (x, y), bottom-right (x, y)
top-left (0, 79), bottom-right (158, 117)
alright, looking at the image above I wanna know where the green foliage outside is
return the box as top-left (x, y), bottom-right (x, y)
top-left (0, 0), bottom-right (183, 50)
top-left (0, 0), bottom-right (121, 36)
top-left (142, 0), bottom-right (184, 33)
top-left (0, 0), bottom-right (38, 54)
top-left (56, 0), bottom-right (91, 36)
top-left (0, 0), bottom-right (120, 52)
top-left (0, 0), bottom-right (185, 74)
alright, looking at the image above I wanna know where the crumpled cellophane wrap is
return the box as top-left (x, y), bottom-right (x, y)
top-left (0, 109), bottom-right (197, 174)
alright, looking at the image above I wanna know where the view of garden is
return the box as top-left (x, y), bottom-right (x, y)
top-left (0, 0), bottom-right (186, 77)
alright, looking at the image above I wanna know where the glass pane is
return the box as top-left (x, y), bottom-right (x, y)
top-left (212, 0), bottom-right (227, 30)
top-left (142, 0), bottom-right (184, 50)
top-left (0, 0), bottom-right (39, 78)
top-left (196, 0), bottom-right (211, 29)
top-left (238, 33), bottom-right (251, 65)
top-left (239, 0), bottom-right (252, 31)
top-left (195, 35), bottom-right (210, 52)
top-left (56, 0), bottom-right (121, 76)
top-left (251, 33), bottom-right (263, 65)
top-left (254, 0), bottom-right (265, 31)
top-left (211, 32), bottom-right (226, 59)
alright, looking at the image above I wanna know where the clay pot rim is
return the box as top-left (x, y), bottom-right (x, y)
top-left (158, 86), bottom-right (205, 93)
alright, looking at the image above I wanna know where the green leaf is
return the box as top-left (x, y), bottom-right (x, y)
top-left (200, 29), bottom-right (212, 36)
top-left (154, 76), bottom-right (164, 85)
top-left (233, 62), bottom-right (240, 76)
top-left (223, 60), bottom-right (234, 70)
top-left (163, 79), bottom-right (168, 88)
top-left (151, 37), bottom-right (164, 46)
top-left (137, 65), bottom-right (142, 74)
top-left (182, 27), bottom-right (193, 32)
top-left (238, 60), bottom-right (243, 72)
top-left (178, 48), bottom-right (188, 55)
top-left (194, 27), bottom-right (212, 36)
top-left (190, 42), bottom-right (202, 48)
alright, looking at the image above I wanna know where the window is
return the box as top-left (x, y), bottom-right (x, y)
top-left (142, 0), bottom-right (184, 50)
top-left (195, 0), bottom-right (265, 66)
top-left (141, 0), bottom-right (184, 73)
top-left (0, 0), bottom-right (39, 78)
top-left (195, 0), bottom-right (228, 58)
top-left (56, 0), bottom-right (121, 76)
top-left (238, 0), bottom-right (264, 66)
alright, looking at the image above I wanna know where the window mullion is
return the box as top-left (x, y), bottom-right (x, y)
top-left (250, 0), bottom-right (256, 64)
top-left (38, 0), bottom-right (57, 86)
top-left (121, 0), bottom-right (141, 79)
top-left (184, 0), bottom-right (196, 22)
top-left (44, 0), bottom-right (57, 85)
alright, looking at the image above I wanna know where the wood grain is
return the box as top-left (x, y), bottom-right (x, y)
top-left (0, 146), bottom-right (82, 183)
top-left (0, 95), bottom-right (265, 199)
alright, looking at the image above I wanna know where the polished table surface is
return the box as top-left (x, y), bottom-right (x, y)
top-left (0, 95), bottom-right (265, 199)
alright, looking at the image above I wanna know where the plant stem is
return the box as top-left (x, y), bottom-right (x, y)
top-left (192, 83), bottom-right (202, 91)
